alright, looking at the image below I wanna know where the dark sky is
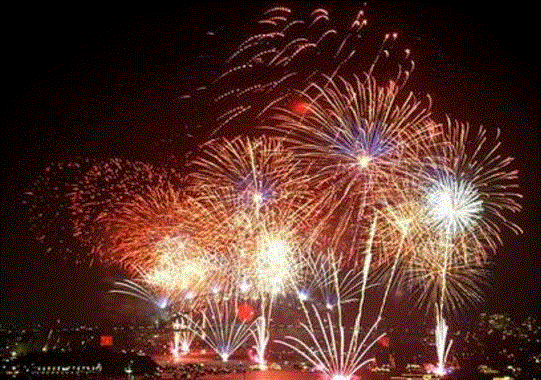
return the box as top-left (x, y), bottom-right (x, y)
top-left (2, 3), bottom-right (539, 327)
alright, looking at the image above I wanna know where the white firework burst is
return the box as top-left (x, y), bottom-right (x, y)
top-left (425, 173), bottom-right (483, 237)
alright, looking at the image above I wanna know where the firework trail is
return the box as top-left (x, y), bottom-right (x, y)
top-left (432, 305), bottom-right (453, 376)
top-left (248, 295), bottom-right (276, 368)
top-left (297, 252), bottom-right (368, 309)
top-left (277, 217), bottom-right (388, 380)
top-left (108, 278), bottom-right (174, 326)
top-left (187, 296), bottom-right (254, 362)
top-left (110, 278), bottom-right (171, 311)
top-left (109, 272), bottom-right (209, 321)
top-left (405, 241), bottom-right (491, 315)
top-left (250, 314), bottom-right (270, 367)
top-left (186, 6), bottom-right (414, 137)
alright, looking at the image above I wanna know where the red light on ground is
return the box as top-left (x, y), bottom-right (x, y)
top-left (100, 335), bottom-right (113, 347)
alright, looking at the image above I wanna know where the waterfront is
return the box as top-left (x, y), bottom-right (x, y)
top-left (201, 369), bottom-right (322, 379)
top-left (3, 315), bottom-right (540, 379)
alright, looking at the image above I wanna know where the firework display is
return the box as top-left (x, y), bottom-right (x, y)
top-left (110, 279), bottom-right (172, 311)
top-left (187, 297), bottom-right (254, 362)
top-left (171, 316), bottom-right (196, 358)
top-left (433, 306), bottom-right (453, 376)
top-left (269, 74), bottom-right (438, 260)
top-left (206, 6), bottom-right (413, 136)
top-left (420, 120), bottom-right (522, 253)
top-left (23, 5), bottom-right (523, 379)
top-left (298, 252), bottom-right (368, 308)
top-left (277, 219), bottom-right (386, 380)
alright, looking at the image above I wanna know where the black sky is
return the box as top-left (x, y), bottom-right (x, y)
top-left (2, 3), bottom-right (539, 327)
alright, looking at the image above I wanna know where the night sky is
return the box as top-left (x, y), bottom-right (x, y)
top-left (2, 3), bottom-right (539, 327)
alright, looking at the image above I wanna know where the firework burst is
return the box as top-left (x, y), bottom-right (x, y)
top-left (270, 74), bottom-right (438, 260)
top-left (420, 119), bottom-right (522, 254)
top-left (250, 307), bottom-right (271, 368)
top-left (185, 134), bottom-right (321, 296)
top-left (186, 135), bottom-right (313, 214)
top-left (141, 235), bottom-right (213, 304)
top-left (89, 186), bottom-right (193, 271)
top-left (69, 158), bottom-right (184, 249)
top-left (432, 305), bottom-right (453, 376)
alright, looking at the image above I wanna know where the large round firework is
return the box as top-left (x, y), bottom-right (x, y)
top-left (405, 239), bottom-right (491, 316)
top-left (373, 194), bottom-right (493, 315)
top-left (420, 119), bottom-right (522, 257)
top-left (369, 167), bottom-right (507, 315)
top-left (88, 185), bottom-right (194, 271)
top-left (269, 74), bottom-right (438, 261)
top-left (68, 158), bottom-right (185, 250)
top-left (196, 200), bottom-right (309, 299)
top-left (186, 135), bottom-right (314, 214)
top-left (185, 134), bottom-right (323, 273)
